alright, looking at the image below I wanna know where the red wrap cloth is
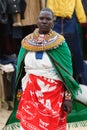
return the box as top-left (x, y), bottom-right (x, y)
top-left (16, 74), bottom-right (67, 130)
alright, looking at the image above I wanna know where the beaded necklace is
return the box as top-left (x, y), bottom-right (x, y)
top-left (22, 29), bottom-right (65, 51)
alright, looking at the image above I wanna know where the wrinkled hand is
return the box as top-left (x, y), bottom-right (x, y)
top-left (62, 100), bottom-right (73, 114)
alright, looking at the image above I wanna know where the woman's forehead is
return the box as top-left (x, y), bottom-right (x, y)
top-left (39, 10), bottom-right (53, 17)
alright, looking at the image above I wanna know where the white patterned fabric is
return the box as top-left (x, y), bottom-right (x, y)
top-left (22, 52), bottom-right (61, 91)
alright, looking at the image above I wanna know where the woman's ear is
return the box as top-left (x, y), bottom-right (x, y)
top-left (51, 17), bottom-right (55, 29)
top-left (51, 23), bottom-right (54, 29)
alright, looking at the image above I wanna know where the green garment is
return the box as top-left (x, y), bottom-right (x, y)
top-left (3, 41), bottom-right (87, 130)
top-left (16, 41), bottom-right (80, 98)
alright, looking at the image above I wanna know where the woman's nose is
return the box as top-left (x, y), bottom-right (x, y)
top-left (42, 19), bottom-right (47, 23)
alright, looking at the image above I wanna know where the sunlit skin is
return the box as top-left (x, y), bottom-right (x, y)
top-left (37, 10), bottom-right (54, 34)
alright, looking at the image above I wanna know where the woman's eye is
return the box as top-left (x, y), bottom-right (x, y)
top-left (39, 17), bottom-right (44, 20)
top-left (39, 18), bottom-right (51, 21)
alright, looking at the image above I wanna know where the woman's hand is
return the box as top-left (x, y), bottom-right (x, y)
top-left (62, 100), bottom-right (73, 114)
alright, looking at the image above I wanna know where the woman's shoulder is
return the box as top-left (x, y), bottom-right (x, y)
top-left (21, 33), bottom-right (34, 48)
top-left (53, 30), bottom-right (65, 45)
top-left (22, 33), bottom-right (33, 43)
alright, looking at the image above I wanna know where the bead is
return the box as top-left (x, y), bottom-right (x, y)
top-left (65, 90), bottom-right (72, 100)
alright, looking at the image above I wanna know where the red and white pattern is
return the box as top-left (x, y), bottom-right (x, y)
top-left (16, 74), bottom-right (67, 130)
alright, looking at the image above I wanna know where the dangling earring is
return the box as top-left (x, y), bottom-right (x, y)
top-left (51, 24), bottom-right (54, 29)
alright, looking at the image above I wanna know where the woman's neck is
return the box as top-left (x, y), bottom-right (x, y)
top-left (39, 30), bottom-right (51, 35)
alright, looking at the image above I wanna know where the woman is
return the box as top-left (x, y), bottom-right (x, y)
top-left (3, 8), bottom-right (85, 130)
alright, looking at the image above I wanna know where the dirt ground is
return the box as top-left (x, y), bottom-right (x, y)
top-left (0, 103), bottom-right (12, 130)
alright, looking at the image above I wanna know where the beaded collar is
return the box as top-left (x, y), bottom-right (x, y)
top-left (22, 29), bottom-right (65, 51)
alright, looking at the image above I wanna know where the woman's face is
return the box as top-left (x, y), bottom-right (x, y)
top-left (37, 10), bottom-right (54, 34)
